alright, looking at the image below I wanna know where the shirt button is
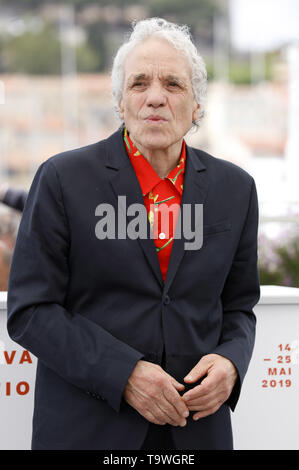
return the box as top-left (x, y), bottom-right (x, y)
top-left (163, 295), bottom-right (170, 305)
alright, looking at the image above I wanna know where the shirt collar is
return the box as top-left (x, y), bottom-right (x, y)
top-left (123, 128), bottom-right (186, 197)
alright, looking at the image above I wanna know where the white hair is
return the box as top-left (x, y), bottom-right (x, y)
top-left (111, 17), bottom-right (207, 129)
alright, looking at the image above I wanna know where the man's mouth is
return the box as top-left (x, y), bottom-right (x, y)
top-left (145, 115), bottom-right (167, 122)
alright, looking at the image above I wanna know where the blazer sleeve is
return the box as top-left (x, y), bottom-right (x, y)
top-left (7, 159), bottom-right (144, 413)
top-left (211, 177), bottom-right (260, 411)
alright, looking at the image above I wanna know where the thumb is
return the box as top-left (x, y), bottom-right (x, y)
top-left (183, 359), bottom-right (209, 384)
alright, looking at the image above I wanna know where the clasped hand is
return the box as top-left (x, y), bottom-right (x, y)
top-left (123, 354), bottom-right (237, 426)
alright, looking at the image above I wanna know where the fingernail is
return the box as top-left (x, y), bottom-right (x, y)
top-left (183, 411), bottom-right (189, 418)
top-left (185, 375), bottom-right (193, 381)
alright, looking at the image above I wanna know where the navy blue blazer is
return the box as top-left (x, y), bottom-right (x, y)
top-left (7, 129), bottom-right (260, 450)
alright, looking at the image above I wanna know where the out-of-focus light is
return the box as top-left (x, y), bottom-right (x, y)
top-left (230, 0), bottom-right (299, 52)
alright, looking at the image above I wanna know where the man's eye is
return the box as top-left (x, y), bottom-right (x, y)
top-left (133, 82), bottom-right (145, 87)
top-left (168, 82), bottom-right (179, 88)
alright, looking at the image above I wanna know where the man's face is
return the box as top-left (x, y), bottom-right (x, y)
top-left (119, 37), bottom-right (200, 152)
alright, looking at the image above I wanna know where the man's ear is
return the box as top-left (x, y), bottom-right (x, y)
top-left (192, 102), bottom-right (200, 123)
top-left (119, 98), bottom-right (124, 120)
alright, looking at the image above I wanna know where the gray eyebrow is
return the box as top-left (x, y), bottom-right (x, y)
top-left (128, 73), bottom-right (187, 85)
top-left (163, 75), bottom-right (187, 85)
top-left (128, 73), bottom-right (149, 83)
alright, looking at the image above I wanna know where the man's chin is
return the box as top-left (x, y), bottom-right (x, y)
top-left (138, 132), bottom-right (172, 150)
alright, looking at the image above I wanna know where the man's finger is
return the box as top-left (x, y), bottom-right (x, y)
top-left (184, 392), bottom-right (220, 409)
top-left (162, 386), bottom-right (190, 420)
top-left (182, 371), bottom-right (219, 401)
top-left (156, 400), bottom-right (187, 427)
top-left (187, 399), bottom-right (218, 411)
top-left (183, 359), bottom-right (210, 384)
top-left (192, 408), bottom-right (219, 420)
top-left (167, 375), bottom-right (186, 391)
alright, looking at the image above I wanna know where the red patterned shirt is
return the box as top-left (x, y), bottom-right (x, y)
top-left (123, 128), bottom-right (186, 282)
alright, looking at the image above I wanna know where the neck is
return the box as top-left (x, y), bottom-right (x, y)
top-left (130, 136), bottom-right (183, 179)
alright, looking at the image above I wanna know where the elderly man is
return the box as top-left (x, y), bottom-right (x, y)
top-left (7, 18), bottom-right (260, 450)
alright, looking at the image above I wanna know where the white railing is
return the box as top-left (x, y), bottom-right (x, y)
top-left (1, 286), bottom-right (299, 450)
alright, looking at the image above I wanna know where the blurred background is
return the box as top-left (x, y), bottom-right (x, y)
top-left (0, 0), bottom-right (298, 290)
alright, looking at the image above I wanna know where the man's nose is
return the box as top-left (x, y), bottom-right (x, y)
top-left (145, 83), bottom-right (167, 107)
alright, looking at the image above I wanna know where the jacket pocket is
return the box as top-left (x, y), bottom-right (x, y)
top-left (203, 219), bottom-right (231, 237)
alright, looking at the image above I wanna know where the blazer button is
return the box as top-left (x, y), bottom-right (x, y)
top-left (163, 295), bottom-right (170, 305)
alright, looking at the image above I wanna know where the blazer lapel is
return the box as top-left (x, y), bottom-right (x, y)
top-left (104, 129), bottom-right (164, 288)
top-left (163, 144), bottom-right (209, 293)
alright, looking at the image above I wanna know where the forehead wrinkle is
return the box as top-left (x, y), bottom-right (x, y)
top-left (124, 43), bottom-right (191, 83)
